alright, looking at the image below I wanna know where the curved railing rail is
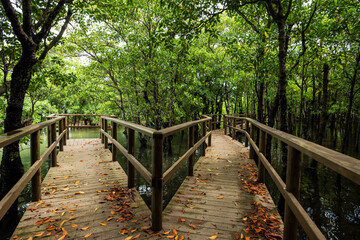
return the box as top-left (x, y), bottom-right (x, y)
top-left (99, 115), bottom-right (212, 231)
top-left (225, 115), bottom-right (360, 240)
top-left (0, 116), bottom-right (66, 220)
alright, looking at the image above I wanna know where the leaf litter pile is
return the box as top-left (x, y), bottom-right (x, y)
top-left (237, 163), bottom-right (283, 240)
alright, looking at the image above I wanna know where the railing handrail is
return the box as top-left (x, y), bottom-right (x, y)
top-left (0, 117), bottom-right (65, 148)
top-left (0, 117), bottom-right (67, 220)
top-left (225, 115), bottom-right (360, 240)
top-left (233, 116), bottom-right (360, 185)
top-left (101, 116), bottom-right (156, 137)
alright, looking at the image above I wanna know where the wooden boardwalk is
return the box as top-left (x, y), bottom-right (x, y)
top-left (12, 131), bottom-right (282, 240)
top-left (12, 139), bottom-right (152, 240)
top-left (162, 130), bottom-right (282, 239)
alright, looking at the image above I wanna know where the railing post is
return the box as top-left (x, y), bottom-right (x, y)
top-left (188, 126), bottom-right (194, 176)
top-left (128, 128), bottom-right (135, 188)
top-left (213, 115), bottom-right (216, 130)
top-left (258, 130), bottom-right (266, 183)
top-left (59, 120), bottom-right (64, 151)
top-left (100, 118), bottom-right (105, 144)
top-left (284, 146), bottom-right (302, 240)
top-left (232, 117), bottom-right (236, 137)
top-left (62, 118), bottom-right (67, 146)
top-left (112, 121), bottom-right (117, 162)
top-left (249, 124), bottom-right (255, 159)
top-left (99, 116), bottom-right (102, 140)
top-left (208, 120), bottom-right (212, 147)
top-left (104, 119), bottom-right (108, 148)
top-left (224, 116), bottom-right (227, 135)
top-left (201, 122), bottom-right (206, 156)
top-left (51, 123), bottom-right (57, 166)
top-left (31, 130), bottom-right (41, 201)
top-left (65, 116), bottom-right (69, 140)
top-left (245, 120), bottom-right (249, 147)
top-left (151, 133), bottom-right (163, 231)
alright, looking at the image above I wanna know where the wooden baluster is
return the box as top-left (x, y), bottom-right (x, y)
top-left (104, 119), bottom-right (108, 148)
top-left (213, 115), bottom-right (216, 130)
top-left (224, 116), bottom-right (227, 135)
top-left (245, 120), bottom-right (249, 147)
top-left (128, 128), bottom-right (135, 188)
top-left (232, 117), bottom-right (236, 137)
top-left (284, 146), bottom-right (302, 240)
top-left (51, 123), bottom-right (57, 166)
top-left (31, 130), bottom-right (41, 201)
top-left (112, 121), bottom-right (117, 162)
top-left (258, 130), bottom-right (266, 183)
top-left (151, 133), bottom-right (163, 231)
top-left (188, 126), bottom-right (194, 176)
top-left (59, 120), bottom-right (64, 151)
top-left (99, 117), bottom-right (102, 140)
top-left (65, 116), bottom-right (69, 140)
top-left (63, 118), bottom-right (67, 146)
top-left (201, 122), bottom-right (206, 156)
top-left (249, 124), bottom-right (255, 159)
top-left (208, 120), bottom-right (212, 147)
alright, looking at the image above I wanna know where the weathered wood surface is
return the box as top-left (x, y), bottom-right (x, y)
top-left (162, 130), bottom-right (282, 239)
top-left (12, 139), bottom-right (152, 240)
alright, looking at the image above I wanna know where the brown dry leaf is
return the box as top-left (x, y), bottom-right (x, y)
top-left (209, 236), bottom-right (218, 239)
top-left (245, 237), bottom-right (250, 240)
top-left (131, 228), bottom-right (137, 233)
top-left (71, 223), bottom-right (78, 228)
top-left (217, 196), bottom-right (224, 199)
top-left (189, 224), bottom-right (198, 229)
top-left (120, 228), bottom-right (129, 234)
top-left (81, 227), bottom-right (89, 230)
top-left (177, 217), bottom-right (186, 222)
top-left (177, 191), bottom-right (184, 194)
top-left (100, 222), bottom-right (107, 226)
top-left (34, 232), bottom-right (44, 237)
top-left (234, 232), bottom-right (240, 240)
top-left (73, 203), bottom-right (79, 206)
top-left (172, 228), bottom-right (178, 236)
top-left (133, 234), bottom-right (141, 239)
top-left (13, 236), bottom-right (18, 239)
top-left (84, 233), bottom-right (93, 238)
top-left (107, 217), bottom-right (114, 221)
top-left (68, 217), bottom-right (76, 221)
top-left (163, 231), bottom-right (170, 235)
top-left (26, 237), bottom-right (32, 240)
top-left (124, 236), bottom-right (133, 240)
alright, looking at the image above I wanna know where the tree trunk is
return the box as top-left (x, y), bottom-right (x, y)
top-left (0, 49), bottom-right (35, 237)
top-left (317, 63), bottom-right (329, 145)
top-left (342, 49), bottom-right (360, 153)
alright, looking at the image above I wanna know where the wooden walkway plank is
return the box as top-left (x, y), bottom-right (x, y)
top-left (12, 139), bottom-right (153, 240)
top-left (162, 130), bottom-right (282, 240)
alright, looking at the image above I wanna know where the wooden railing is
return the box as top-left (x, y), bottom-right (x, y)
top-left (225, 115), bottom-right (360, 240)
top-left (0, 116), bottom-right (67, 220)
top-left (99, 115), bottom-right (212, 231)
top-left (47, 113), bottom-right (116, 140)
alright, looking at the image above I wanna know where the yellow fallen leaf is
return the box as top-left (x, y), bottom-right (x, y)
top-left (81, 227), bottom-right (89, 230)
top-left (34, 232), bottom-right (44, 237)
top-left (100, 222), bottom-right (107, 226)
top-left (107, 217), bottom-right (114, 221)
top-left (209, 236), bottom-right (218, 239)
top-left (71, 223), bottom-right (78, 228)
top-left (125, 236), bottom-right (133, 240)
top-left (75, 191), bottom-right (84, 194)
top-left (84, 233), bottom-right (92, 238)
top-left (217, 196), bottom-right (224, 199)
top-left (59, 220), bottom-right (67, 228)
top-left (68, 217), bottom-right (76, 221)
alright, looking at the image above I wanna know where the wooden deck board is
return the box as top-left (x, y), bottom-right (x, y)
top-left (12, 131), bottom-right (282, 240)
top-left (162, 130), bottom-right (282, 240)
top-left (12, 139), bottom-right (153, 240)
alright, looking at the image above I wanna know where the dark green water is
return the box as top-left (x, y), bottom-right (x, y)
top-left (236, 131), bottom-right (360, 240)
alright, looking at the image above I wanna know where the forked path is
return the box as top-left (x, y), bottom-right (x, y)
top-left (12, 132), bottom-right (281, 240)
top-left (12, 139), bottom-right (152, 240)
top-left (163, 130), bottom-right (281, 239)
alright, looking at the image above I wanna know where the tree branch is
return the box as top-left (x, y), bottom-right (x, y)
top-left (1, 0), bottom-right (32, 44)
top-left (38, 9), bottom-right (73, 61)
top-left (34, 0), bottom-right (72, 44)
top-left (233, 8), bottom-right (259, 33)
top-left (22, 0), bottom-right (32, 36)
top-left (34, 0), bottom-right (53, 31)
